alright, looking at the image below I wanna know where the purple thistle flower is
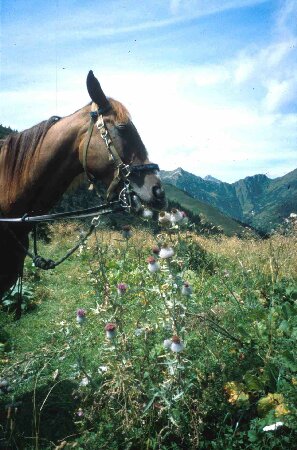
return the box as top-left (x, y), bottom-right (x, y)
top-left (76, 309), bottom-right (86, 325)
top-left (105, 323), bottom-right (117, 339)
top-left (117, 283), bottom-right (128, 295)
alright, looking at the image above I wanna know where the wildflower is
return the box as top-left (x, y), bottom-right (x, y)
top-left (289, 212), bottom-right (297, 219)
top-left (143, 208), bottom-right (153, 219)
top-left (117, 283), bottom-right (127, 295)
top-left (79, 377), bottom-right (89, 387)
top-left (163, 338), bottom-right (172, 349)
top-left (152, 246), bottom-right (160, 256)
top-left (76, 308), bottom-right (86, 325)
top-left (135, 328), bottom-right (144, 336)
top-left (181, 211), bottom-right (189, 224)
top-left (158, 211), bottom-right (171, 225)
top-left (263, 422), bottom-right (284, 432)
top-left (77, 408), bottom-right (84, 417)
top-left (122, 225), bottom-right (132, 239)
top-left (98, 365), bottom-right (108, 373)
top-left (182, 281), bottom-right (192, 296)
top-left (170, 335), bottom-right (184, 352)
top-left (159, 246), bottom-right (174, 259)
top-left (147, 256), bottom-right (160, 273)
top-left (170, 208), bottom-right (183, 225)
top-left (105, 323), bottom-right (117, 339)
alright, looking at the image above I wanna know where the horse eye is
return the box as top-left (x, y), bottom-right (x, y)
top-left (116, 123), bottom-right (127, 130)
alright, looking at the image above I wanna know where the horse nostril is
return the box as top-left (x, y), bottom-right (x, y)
top-left (152, 186), bottom-right (165, 199)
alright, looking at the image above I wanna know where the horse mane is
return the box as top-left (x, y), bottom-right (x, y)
top-left (0, 116), bottom-right (60, 203)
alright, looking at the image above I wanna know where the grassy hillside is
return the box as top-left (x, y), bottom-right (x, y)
top-left (1, 218), bottom-right (297, 449)
top-left (164, 183), bottom-right (251, 237)
top-left (161, 168), bottom-right (297, 233)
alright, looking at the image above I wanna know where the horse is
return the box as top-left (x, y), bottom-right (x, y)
top-left (0, 70), bottom-right (166, 300)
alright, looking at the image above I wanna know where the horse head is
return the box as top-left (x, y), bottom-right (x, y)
top-left (82, 70), bottom-right (166, 211)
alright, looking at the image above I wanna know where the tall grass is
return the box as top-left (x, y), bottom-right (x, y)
top-left (1, 219), bottom-right (297, 449)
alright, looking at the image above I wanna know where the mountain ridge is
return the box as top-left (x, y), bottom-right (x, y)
top-left (161, 167), bottom-right (297, 232)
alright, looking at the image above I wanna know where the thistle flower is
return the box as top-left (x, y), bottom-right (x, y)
top-left (181, 281), bottom-right (192, 296)
top-left (159, 246), bottom-right (174, 259)
top-left (105, 323), bottom-right (117, 339)
top-left (152, 246), bottom-right (160, 256)
top-left (170, 208), bottom-right (183, 225)
top-left (135, 328), bottom-right (144, 336)
top-left (263, 422), bottom-right (284, 432)
top-left (143, 208), bottom-right (153, 219)
top-left (163, 338), bottom-right (172, 349)
top-left (147, 256), bottom-right (160, 273)
top-left (158, 211), bottom-right (171, 225)
top-left (122, 225), bottom-right (132, 239)
top-left (181, 211), bottom-right (189, 224)
top-left (117, 283), bottom-right (127, 295)
top-left (79, 377), bottom-right (89, 386)
top-left (170, 335), bottom-right (184, 352)
top-left (77, 408), bottom-right (84, 417)
top-left (76, 308), bottom-right (86, 325)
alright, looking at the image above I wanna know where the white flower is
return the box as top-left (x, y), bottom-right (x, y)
top-left (159, 247), bottom-right (174, 259)
top-left (135, 328), bottom-right (144, 336)
top-left (263, 422), bottom-right (284, 432)
top-left (158, 211), bottom-right (171, 224)
top-left (147, 256), bottom-right (160, 273)
top-left (143, 208), bottom-right (153, 219)
top-left (98, 366), bottom-right (108, 373)
top-left (76, 316), bottom-right (86, 325)
top-left (170, 336), bottom-right (184, 352)
top-left (163, 339), bottom-right (172, 349)
top-left (79, 377), bottom-right (90, 387)
top-left (289, 213), bottom-right (297, 219)
top-left (181, 282), bottom-right (192, 296)
top-left (170, 209), bottom-right (183, 225)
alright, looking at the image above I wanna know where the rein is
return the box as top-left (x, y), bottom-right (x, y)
top-left (0, 105), bottom-right (160, 271)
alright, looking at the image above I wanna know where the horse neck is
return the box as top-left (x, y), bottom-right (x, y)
top-left (4, 106), bottom-right (90, 216)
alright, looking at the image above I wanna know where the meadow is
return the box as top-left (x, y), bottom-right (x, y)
top-left (1, 214), bottom-right (297, 449)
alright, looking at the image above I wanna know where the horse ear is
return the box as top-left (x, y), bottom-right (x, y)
top-left (86, 70), bottom-right (110, 110)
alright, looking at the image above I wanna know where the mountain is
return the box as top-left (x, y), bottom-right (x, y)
top-left (204, 175), bottom-right (222, 183)
top-left (161, 168), bottom-right (242, 220)
top-left (161, 168), bottom-right (297, 232)
top-left (164, 183), bottom-right (252, 237)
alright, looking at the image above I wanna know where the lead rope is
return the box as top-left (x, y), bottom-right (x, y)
top-left (6, 218), bottom-right (100, 270)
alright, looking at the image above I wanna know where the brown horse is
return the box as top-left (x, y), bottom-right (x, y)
top-left (0, 71), bottom-right (166, 299)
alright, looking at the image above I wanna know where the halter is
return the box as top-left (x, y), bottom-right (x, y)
top-left (82, 106), bottom-right (159, 210)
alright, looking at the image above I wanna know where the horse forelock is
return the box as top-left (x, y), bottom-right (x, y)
top-left (109, 98), bottom-right (131, 124)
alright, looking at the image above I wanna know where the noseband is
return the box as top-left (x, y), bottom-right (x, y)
top-left (82, 107), bottom-right (159, 210)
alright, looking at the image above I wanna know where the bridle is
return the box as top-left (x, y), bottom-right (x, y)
top-left (82, 105), bottom-right (160, 211)
top-left (0, 104), bottom-right (161, 272)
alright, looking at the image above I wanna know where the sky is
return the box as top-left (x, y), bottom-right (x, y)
top-left (1, 0), bottom-right (297, 182)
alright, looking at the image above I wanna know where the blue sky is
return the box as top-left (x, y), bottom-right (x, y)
top-left (1, 0), bottom-right (296, 182)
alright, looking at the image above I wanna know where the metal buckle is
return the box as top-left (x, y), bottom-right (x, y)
top-left (96, 114), bottom-right (105, 130)
top-left (91, 215), bottom-right (101, 227)
top-left (120, 164), bottom-right (131, 178)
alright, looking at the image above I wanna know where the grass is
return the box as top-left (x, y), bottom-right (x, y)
top-left (1, 218), bottom-right (297, 449)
